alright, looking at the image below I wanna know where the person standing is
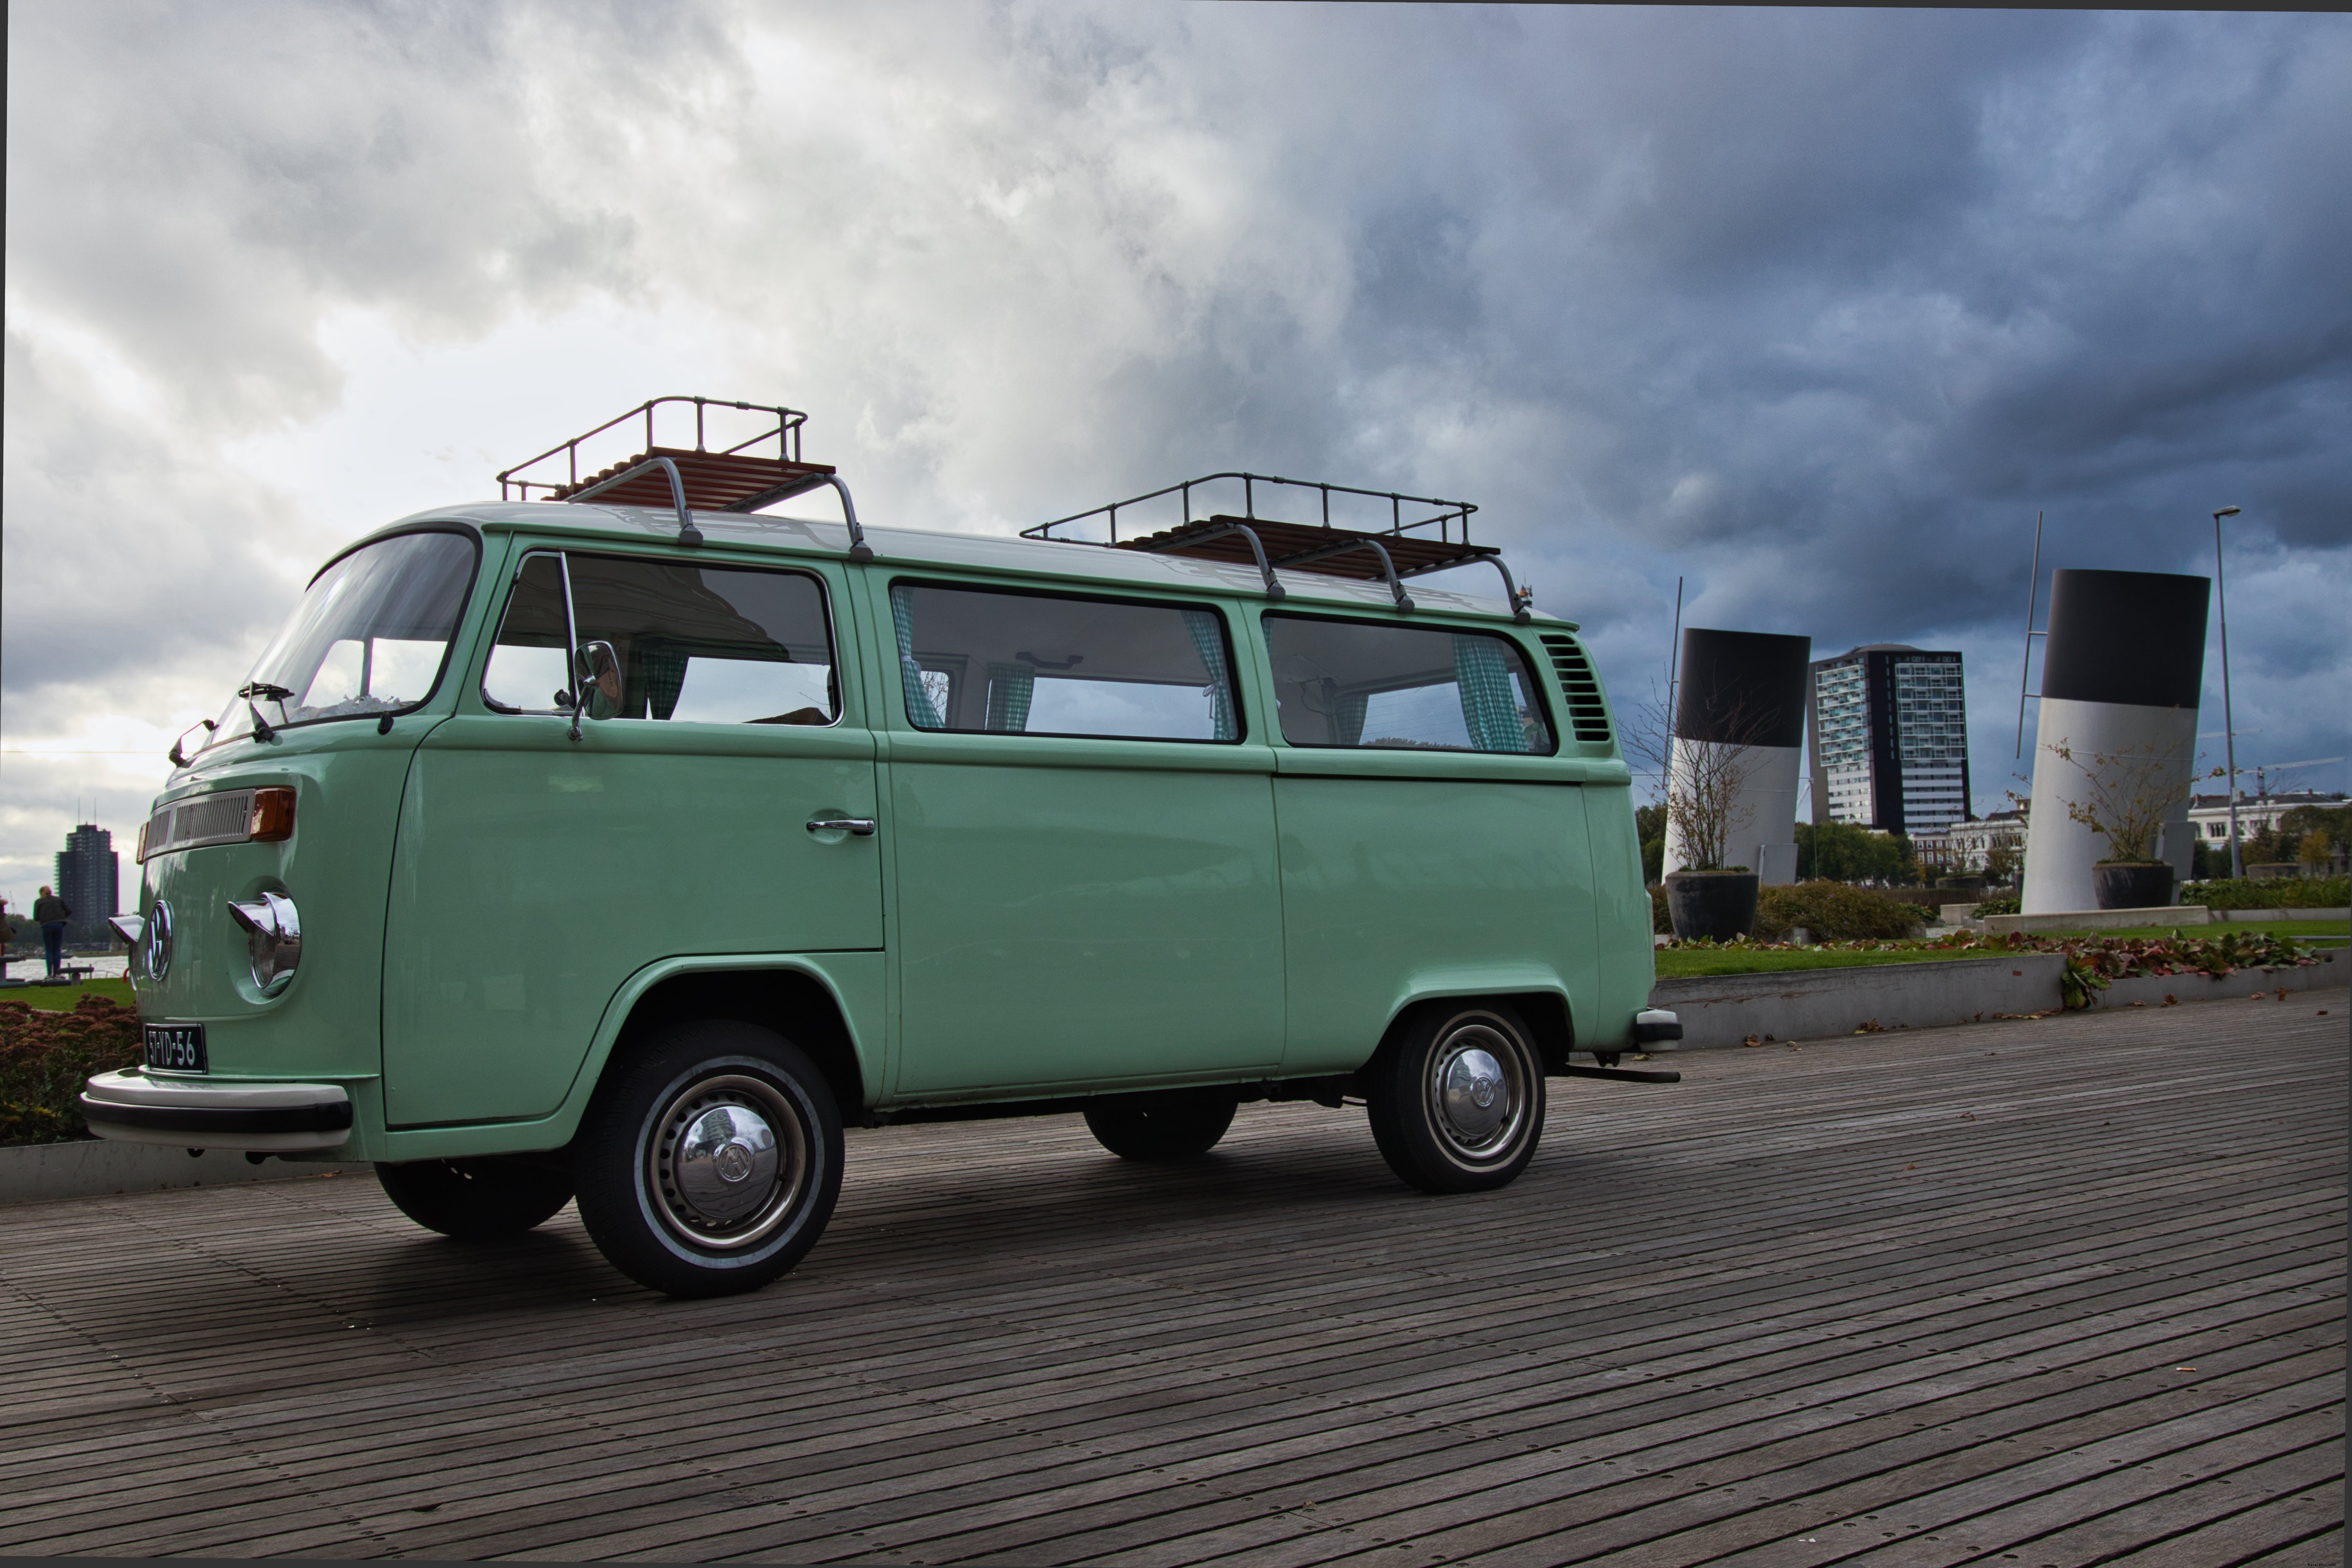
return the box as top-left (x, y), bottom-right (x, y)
top-left (33, 885), bottom-right (71, 978)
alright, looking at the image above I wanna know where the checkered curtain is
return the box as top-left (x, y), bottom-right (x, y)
top-left (1182, 610), bottom-right (1236, 741)
top-left (638, 644), bottom-right (688, 722)
top-left (889, 586), bottom-right (944, 729)
top-left (1453, 635), bottom-right (1530, 754)
top-left (984, 662), bottom-right (1034, 733)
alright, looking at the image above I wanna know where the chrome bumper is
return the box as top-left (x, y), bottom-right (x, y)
top-left (79, 1069), bottom-right (353, 1152)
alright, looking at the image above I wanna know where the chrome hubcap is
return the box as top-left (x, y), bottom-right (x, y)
top-left (1425, 1023), bottom-right (1528, 1161)
top-left (647, 1073), bottom-right (808, 1250)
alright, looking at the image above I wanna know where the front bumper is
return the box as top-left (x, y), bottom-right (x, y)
top-left (79, 1069), bottom-right (353, 1152)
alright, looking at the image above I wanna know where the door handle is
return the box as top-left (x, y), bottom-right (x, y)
top-left (806, 817), bottom-right (877, 836)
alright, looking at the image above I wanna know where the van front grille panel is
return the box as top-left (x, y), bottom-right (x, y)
top-left (1539, 636), bottom-right (1613, 744)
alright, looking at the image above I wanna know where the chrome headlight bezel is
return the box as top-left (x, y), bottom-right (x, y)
top-left (225, 891), bottom-right (302, 998)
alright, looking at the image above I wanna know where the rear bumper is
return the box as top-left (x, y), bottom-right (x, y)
top-left (1633, 1008), bottom-right (1684, 1047)
top-left (79, 1069), bottom-right (353, 1152)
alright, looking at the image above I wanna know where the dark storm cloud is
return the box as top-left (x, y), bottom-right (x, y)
top-left (4, 0), bottom-right (2347, 867)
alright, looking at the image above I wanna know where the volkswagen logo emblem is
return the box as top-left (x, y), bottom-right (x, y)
top-left (714, 1141), bottom-right (756, 1184)
top-left (143, 900), bottom-right (174, 982)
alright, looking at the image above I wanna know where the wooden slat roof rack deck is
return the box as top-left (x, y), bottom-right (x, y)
top-left (498, 396), bottom-right (868, 557)
top-left (1023, 472), bottom-right (1534, 620)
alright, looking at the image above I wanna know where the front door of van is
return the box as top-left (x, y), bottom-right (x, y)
top-left (878, 579), bottom-right (1284, 1096)
top-left (382, 549), bottom-right (881, 1128)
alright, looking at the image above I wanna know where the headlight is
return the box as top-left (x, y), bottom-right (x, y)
top-left (225, 892), bottom-right (303, 997)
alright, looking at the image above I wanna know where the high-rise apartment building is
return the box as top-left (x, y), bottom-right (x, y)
top-left (54, 822), bottom-right (120, 944)
top-left (1806, 646), bottom-right (1971, 836)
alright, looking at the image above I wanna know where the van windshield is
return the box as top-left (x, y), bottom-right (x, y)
top-left (210, 531), bottom-right (477, 746)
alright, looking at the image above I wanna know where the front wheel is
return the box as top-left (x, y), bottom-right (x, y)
top-left (573, 1022), bottom-right (843, 1298)
top-left (376, 1158), bottom-right (575, 1240)
top-left (1364, 1002), bottom-right (1545, 1194)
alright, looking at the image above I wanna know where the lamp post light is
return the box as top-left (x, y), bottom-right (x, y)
top-left (2213, 506), bottom-right (2243, 879)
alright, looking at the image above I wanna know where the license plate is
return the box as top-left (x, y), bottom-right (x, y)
top-left (144, 1025), bottom-right (209, 1073)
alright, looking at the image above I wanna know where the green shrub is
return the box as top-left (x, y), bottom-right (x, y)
top-left (0, 995), bottom-right (143, 1145)
top-left (1971, 895), bottom-right (2021, 917)
top-left (1650, 882), bottom-right (1672, 935)
top-left (2180, 876), bottom-right (2349, 910)
top-left (1753, 881), bottom-right (1925, 942)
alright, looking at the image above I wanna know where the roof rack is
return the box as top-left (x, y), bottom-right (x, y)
top-left (1022, 472), bottom-right (1530, 621)
top-left (498, 396), bottom-right (869, 559)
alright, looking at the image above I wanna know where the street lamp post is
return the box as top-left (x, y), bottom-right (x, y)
top-left (2213, 506), bottom-right (2243, 879)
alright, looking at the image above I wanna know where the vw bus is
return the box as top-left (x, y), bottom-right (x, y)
top-left (84, 399), bottom-right (1676, 1297)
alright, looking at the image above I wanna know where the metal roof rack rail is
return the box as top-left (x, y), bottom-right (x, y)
top-left (1022, 472), bottom-right (1530, 620)
top-left (499, 396), bottom-right (870, 559)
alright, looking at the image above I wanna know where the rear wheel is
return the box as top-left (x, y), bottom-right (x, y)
top-left (573, 1021), bottom-right (842, 1298)
top-left (1364, 1002), bottom-right (1544, 1194)
top-left (1083, 1087), bottom-right (1240, 1160)
top-left (376, 1158), bottom-right (575, 1240)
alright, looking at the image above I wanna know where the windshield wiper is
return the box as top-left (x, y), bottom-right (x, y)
top-left (238, 682), bottom-right (293, 742)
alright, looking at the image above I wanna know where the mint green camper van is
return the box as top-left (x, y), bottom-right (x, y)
top-left (85, 400), bottom-right (1677, 1296)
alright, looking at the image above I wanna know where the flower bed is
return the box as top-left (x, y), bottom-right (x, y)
top-left (0, 995), bottom-right (143, 1145)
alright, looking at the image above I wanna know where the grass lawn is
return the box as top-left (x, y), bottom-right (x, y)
top-left (1, 978), bottom-right (136, 1011)
top-left (1655, 947), bottom-right (2005, 978)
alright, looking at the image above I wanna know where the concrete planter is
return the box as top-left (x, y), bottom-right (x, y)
top-left (2094, 863), bottom-right (2174, 910)
top-left (1667, 871), bottom-right (1760, 942)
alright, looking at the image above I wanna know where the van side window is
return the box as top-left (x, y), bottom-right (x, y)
top-left (887, 583), bottom-right (1241, 742)
top-left (483, 552), bottom-right (838, 724)
top-left (1262, 614), bottom-right (1554, 755)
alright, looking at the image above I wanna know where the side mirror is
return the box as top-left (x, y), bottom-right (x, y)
top-left (569, 641), bottom-right (624, 739)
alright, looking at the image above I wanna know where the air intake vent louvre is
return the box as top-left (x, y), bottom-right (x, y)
top-left (1539, 636), bottom-right (1613, 744)
top-left (140, 791), bottom-right (254, 862)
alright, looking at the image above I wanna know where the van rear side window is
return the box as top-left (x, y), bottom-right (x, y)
top-left (1263, 615), bottom-right (1554, 755)
top-left (888, 583), bottom-right (1241, 742)
top-left (484, 552), bottom-right (838, 724)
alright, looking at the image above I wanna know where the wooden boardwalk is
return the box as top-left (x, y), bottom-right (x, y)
top-left (1, 991), bottom-right (2342, 1565)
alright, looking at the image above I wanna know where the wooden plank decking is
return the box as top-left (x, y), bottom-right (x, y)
top-left (1, 991), bottom-right (2342, 1564)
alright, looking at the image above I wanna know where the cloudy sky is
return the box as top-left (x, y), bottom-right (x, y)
top-left (5, 1), bottom-right (2348, 913)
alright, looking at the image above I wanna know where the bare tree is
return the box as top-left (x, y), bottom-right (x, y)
top-left (1664, 696), bottom-right (1780, 873)
top-left (2046, 737), bottom-right (2216, 863)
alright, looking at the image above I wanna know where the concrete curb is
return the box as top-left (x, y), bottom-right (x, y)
top-left (1976, 905), bottom-right (2348, 935)
top-left (2085, 947), bottom-right (2345, 1010)
top-left (1650, 955), bottom-right (2068, 1049)
top-left (1648, 947), bottom-right (2345, 1048)
top-left (0, 1141), bottom-right (367, 1205)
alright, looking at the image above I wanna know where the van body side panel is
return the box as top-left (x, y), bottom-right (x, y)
top-left (886, 733), bottom-right (1285, 1095)
top-left (1271, 772), bottom-right (1597, 1074)
top-left (1583, 778), bottom-right (1656, 1049)
top-left (372, 951), bottom-right (886, 1160)
top-left (383, 716), bottom-right (882, 1125)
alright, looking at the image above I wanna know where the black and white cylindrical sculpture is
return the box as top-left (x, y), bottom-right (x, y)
top-left (2021, 570), bottom-right (2210, 914)
top-left (1663, 628), bottom-right (1812, 884)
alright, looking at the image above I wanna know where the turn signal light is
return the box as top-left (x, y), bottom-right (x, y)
top-left (248, 787), bottom-right (297, 842)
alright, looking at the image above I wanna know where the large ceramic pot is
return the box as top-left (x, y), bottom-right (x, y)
top-left (2092, 862), bottom-right (2174, 911)
top-left (1666, 871), bottom-right (1761, 942)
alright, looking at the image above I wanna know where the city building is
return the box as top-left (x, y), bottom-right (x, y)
top-left (1936, 808), bottom-right (2029, 877)
top-left (1806, 645), bottom-right (1971, 837)
top-left (2187, 789), bottom-right (2349, 869)
top-left (54, 822), bottom-right (120, 944)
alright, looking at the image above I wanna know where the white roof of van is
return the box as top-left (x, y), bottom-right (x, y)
top-left (382, 501), bottom-right (1574, 628)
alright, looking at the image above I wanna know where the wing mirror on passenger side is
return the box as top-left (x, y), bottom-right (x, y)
top-left (568, 641), bottom-right (624, 740)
